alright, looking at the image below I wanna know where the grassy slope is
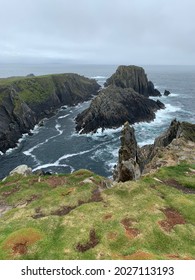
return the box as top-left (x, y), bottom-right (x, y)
top-left (0, 164), bottom-right (194, 260)
top-left (0, 73), bottom-right (96, 105)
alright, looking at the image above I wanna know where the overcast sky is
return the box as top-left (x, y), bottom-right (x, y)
top-left (0, 0), bottom-right (195, 65)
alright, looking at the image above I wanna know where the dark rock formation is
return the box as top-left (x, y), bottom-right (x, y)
top-left (164, 90), bottom-right (171, 96)
top-left (0, 74), bottom-right (100, 152)
top-left (75, 86), bottom-right (165, 134)
top-left (104, 65), bottom-right (161, 97)
top-left (114, 119), bottom-right (195, 182)
top-left (113, 122), bottom-right (141, 182)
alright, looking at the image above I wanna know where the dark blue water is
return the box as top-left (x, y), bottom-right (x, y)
top-left (0, 64), bottom-right (195, 179)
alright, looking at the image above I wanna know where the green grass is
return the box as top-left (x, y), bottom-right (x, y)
top-left (0, 165), bottom-right (194, 260)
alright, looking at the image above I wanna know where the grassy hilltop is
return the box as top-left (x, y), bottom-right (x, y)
top-left (0, 163), bottom-right (194, 260)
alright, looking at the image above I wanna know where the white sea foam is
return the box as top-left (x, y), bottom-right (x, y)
top-left (32, 163), bottom-right (73, 172)
top-left (58, 114), bottom-right (70, 119)
top-left (138, 139), bottom-right (154, 147)
top-left (91, 76), bottom-right (107, 79)
top-left (55, 123), bottom-right (63, 135)
top-left (56, 148), bottom-right (94, 164)
top-left (80, 127), bottom-right (122, 141)
top-left (30, 124), bottom-right (40, 135)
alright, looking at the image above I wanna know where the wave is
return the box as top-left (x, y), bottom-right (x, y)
top-left (30, 124), bottom-right (41, 135)
top-left (5, 133), bottom-right (29, 155)
top-left (23, 120), bottom-right (63, 162)
top-left (138, 139), bottom-right (154, 146)
top-left (58, 114), bottom-right (70, 119)
top-left (55, 123), bottom-right (63, 135)
top-left (91, 76), bottom-right (107, 79)
top-left (32, 163), bottom-right (74, 173)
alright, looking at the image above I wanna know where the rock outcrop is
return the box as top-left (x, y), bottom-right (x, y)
top-left (0, 73), bottom-right (100, 152)
top-left (113, 122), bottom-right (141, 182)
top-left (164, 90), bottom-right (171, 96)
top-left (104, 65), bottom-right (161, 97)
top-left (75, 86), bottom-right (165, 134)
top-left (114, 119), bottom-right (195, 182)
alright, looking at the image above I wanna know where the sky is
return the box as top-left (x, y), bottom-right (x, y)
top-left (0, 0), bottom-right (195, 65)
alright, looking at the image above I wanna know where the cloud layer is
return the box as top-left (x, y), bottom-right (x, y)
top-left (0, 0), bottom-right (194, 64)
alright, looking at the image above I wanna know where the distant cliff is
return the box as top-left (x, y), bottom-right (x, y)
top-left (0, 74), bottom-right (100, 152)
top-left (104, 65), bottom-right (161, 97)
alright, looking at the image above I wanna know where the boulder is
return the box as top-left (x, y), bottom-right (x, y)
top-left (9, 165), bottom-right (32, 176)
top-left (104, 65), bottom-right (161, 97)
top-left (75, 86), bottom-right (165, 134)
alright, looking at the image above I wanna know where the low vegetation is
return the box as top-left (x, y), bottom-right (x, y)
top-left (0, 164), bottom-right (194, 260)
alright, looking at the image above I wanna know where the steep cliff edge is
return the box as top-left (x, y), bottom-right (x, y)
top-left (0, 74), bottom-right (100, 152)
top-left (75, 86), bottom-right (164, 134)
top-left (114, 120), bottom-right (195, 182)
top-left (104, 65), bottom-right (161, 97)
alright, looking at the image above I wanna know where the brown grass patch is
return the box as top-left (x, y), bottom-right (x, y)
top-left (159, 208), bottom-right (186, 232)
top-left (167, 254), bottom-right (193, 260)
top-left (76, 229), bottom-right (99, 252)
top-left (1, 186), bottom-right (20, 197)
top-left (3, 228), bottom-right (42, 256)
top-left (103, 214), bottom-right (112, 220)
top-left (121, 218), bottom-right (140, 238)
top-left (107, 232), bottom-right (118, 240)
top-left (123, 251), bottom-right (156, 260)
top-left (44, 177), bottom-right (66, 188)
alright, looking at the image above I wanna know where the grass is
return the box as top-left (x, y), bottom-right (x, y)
top-left (0, 73), bottom-right (98, 108)
top-left (0, 164), bottom-right (194, 260)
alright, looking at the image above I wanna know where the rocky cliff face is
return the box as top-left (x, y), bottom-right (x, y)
top-left (113, 122), bottom-right (141, 182)
top-left (114, 119), bottom-right (195, 182)
top-left (104, 65), bottom-right (161, 97)
top-left (75, 86), bottom-right (164, 134)
top-left (0, 74), bottom-right (100, 152)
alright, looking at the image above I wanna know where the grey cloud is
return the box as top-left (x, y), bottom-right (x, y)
top-left (0, 0), bottom-right (195, 64)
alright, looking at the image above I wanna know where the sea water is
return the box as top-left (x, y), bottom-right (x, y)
top-left (0, 64), bottom-right (194, 179)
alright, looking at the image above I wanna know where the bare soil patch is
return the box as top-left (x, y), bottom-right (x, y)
top-left (121, 218), bottom-right (140, 238)
top-left (51, 205), bottom-right (76, 216)
top-left (164, 179), bottom-right (195, 194)
top-left (76, 229), bottom-right (99, 252)
top-left (159, 208), bottom-right (186, 232)
top-left (1, 186), bottom-right (20, 197)
top-left (3, 228), bottom-right (42, 256)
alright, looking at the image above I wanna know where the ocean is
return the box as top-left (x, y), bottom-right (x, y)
top-left (0, 63), bottom-right (195, 179)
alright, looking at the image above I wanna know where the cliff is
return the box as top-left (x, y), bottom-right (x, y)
top-left (104, 65), bottom-right (161, 97)
top-left (75, 86), bottom-right (164, 133)
top-left (0, 74), bottom-right (100, 152)
top-left (114, 119), bottom-right (195, 182)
